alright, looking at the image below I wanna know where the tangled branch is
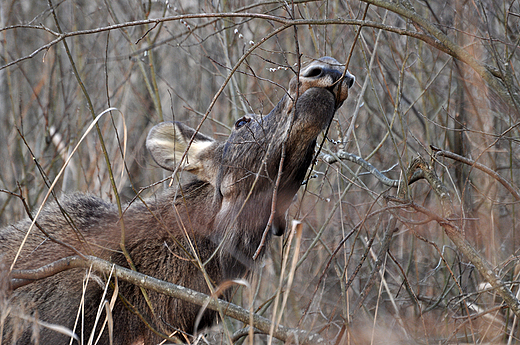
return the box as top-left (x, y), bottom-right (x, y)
top-left (326, 148), bottom-right (520, 317)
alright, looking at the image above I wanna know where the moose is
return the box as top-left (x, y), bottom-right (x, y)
top-left (0, 57), bottom-right (354, 344)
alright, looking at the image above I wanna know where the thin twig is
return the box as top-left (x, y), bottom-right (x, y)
top-left (433, 147), bottom-right (520, 201)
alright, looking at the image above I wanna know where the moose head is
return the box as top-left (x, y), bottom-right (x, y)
top-left (146, 56), bottom-right (354, 271)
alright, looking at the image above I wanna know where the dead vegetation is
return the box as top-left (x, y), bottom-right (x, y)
top-left (2, 0), bottom-right (520, 344)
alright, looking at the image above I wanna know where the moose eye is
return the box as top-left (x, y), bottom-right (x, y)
top-left (234, 116), bottom-right (251, 129)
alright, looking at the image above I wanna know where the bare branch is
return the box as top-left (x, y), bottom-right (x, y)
top-left (9, 255), bottom-right (324, 344)
top-left (433, 147), bottom-right (520, 201)
top-left (359, 0), bottom-right (520, 110)
top-left (388, 157), bottom-right (520, 317)
top-left (320, 150), bottom-right (399, 187)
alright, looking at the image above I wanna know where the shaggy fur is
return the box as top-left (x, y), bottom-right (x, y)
top-left (0, 57), bottom-right (354, 344)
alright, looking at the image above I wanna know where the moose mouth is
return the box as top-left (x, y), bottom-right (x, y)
top-left (328, 76), bottom-right (353, 108)
top-left (326, 84), bottom-right (346, 109)
top-left (314, 82), bottom-right (347, 111)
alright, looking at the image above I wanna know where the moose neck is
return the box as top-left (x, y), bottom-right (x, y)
top-left (211, 94), bottom-right (330, 279)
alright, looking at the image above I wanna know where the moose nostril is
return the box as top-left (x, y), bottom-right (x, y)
top-left (303, 67), bottom-right (322, 78)
top-left (345, 74), bottom-right (355, 88)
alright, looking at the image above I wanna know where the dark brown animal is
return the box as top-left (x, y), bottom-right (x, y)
top-left (0, 57), bottom-right (354, 344)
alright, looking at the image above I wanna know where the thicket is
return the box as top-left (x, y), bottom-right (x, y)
top-left (2, 0), bottom-right (520, 343)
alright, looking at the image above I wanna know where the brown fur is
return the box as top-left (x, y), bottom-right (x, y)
top-left (0, 57), bottom-right (354, 344)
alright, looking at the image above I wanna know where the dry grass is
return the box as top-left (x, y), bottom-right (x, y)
top-left (2, 0), bottom-right (520, 343)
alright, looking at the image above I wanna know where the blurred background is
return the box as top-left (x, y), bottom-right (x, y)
top-left (2, 0), bottom-right (520, 343)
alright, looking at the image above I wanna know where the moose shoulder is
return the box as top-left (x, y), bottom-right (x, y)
top-left (1, 57), bottom-right (354, 344)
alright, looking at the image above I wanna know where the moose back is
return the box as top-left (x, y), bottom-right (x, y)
top-left (0, 57), bottom-right (354, 344)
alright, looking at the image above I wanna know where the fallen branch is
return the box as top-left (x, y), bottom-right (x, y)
top-left (10, 255), bottom-right (325, 344)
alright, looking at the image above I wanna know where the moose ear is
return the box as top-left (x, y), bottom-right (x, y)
top-left (146, 122), bottom-right (215, 173)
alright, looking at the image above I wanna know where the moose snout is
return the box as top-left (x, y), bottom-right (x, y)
top-left (298, 58), bottom-right (355, 104)
top-left (303, 66), bottom-right (355, 90)
top-left (342, 71), bottom-right (355, 89)
top-left (333, 70), bottom-right (355, 103)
